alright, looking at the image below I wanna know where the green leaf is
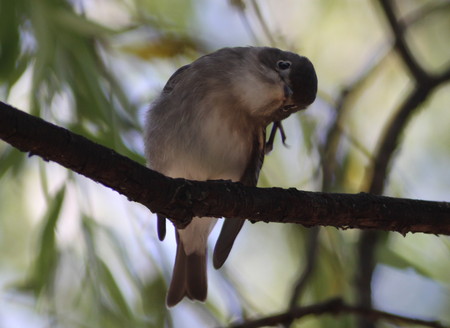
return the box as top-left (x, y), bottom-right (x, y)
top-left (98, 258), bottom-right (134, 320)
top-left (141, 275), bottom-right (169, 327)
top-left (0, 148), bottom-right (26, 179)
top-left (20, 185), bottom-right (66, 295)
top-left (0, 0), bottom-right (23, 84)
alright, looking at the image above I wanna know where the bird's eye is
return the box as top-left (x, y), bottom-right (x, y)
top-left (277, 60), bottom-right (291, 70)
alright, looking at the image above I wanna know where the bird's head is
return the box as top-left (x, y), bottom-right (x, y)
top-left (257, 47), bottom-right (317, 122)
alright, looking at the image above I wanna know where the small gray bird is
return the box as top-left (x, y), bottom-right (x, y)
top-left (144, 46), bottom-right (317, 307)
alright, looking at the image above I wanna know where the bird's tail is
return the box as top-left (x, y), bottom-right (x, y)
top-left (166, 239), bottom-right (207, 307)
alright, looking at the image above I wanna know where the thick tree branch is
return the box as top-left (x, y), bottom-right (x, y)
top-left (226, 298), bottom-right (449, 328)
top-left (0, 101), bottom-right (449, 234)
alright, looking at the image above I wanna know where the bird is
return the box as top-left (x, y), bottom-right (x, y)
top-left (144, 46), bottom-right (317, 307)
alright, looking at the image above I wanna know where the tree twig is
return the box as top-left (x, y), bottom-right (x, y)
top-left (357, 2), bottom-right (450, 327)
top-left (377, 0), bottom-right (427, 80)
top-left (225, 298), bottom-right (449, 328)
top-left (368, 71), bottom-right (450, 194)
top-left (249, 0), bottom-right (277, 46)
top-left (285, 227), bottom-right (320, 328)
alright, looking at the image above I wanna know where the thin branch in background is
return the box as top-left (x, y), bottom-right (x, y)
top-left (358, 60), bottom-right (450, 328)
top-left (316, 0), bottom-right (449, 187)
top-left (357, 1), bottom-right (450, 328)
top-left (285, 46), bottom-right (385, 322)
top-left (402, 0), bottom-right (450, 27)
top-left (282, 227), bottom-right (320, 328)
top-left (229, 0), bottom-right (260, 44)
top-left (355, 230), bottom-right (380, 328)
top-left (321, 44), bottom-right (390, 191)
top-left (378, 0), bottom-right (427, 80)
top-left (249, 0), bottom-right (277, 46)
top-left (284, 44), bottom-right (389, 325)
top-left (225, 298), bottom-right (449, 328)
top-left (287, 227), bottom-right (320, 309)
top-left (368, 74), bottom-right (450, 194)
top-left (369, 0), bottom-right (450, 193)
top-left (238, 12), bottom-right (260, 45)
top-left (336, 123), bottom-right (373, 161)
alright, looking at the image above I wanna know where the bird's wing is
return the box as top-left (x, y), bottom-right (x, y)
top-left (155, 64), bottom-right (192, 241)
top-left (213, 128), bottom-right (266, 269)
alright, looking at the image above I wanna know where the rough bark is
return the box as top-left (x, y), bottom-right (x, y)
top-left (1, 101), bottom-right (449, 235)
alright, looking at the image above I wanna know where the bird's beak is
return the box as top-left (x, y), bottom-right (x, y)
top-left (283, 84), bottom-right (293, 99)
top-left (281, 84), bottom-right (299, 112)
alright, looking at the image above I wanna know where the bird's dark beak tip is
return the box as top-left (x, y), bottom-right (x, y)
top-left (284, 85), bottom-right (293, 99)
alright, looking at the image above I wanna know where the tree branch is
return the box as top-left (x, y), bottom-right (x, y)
top-left (370, 0), bottom-right (450, 194)
top-left (357, 5), bottom-right (450, 324)
top-left (377, 0), bottom-right (427, 81)
top-left (285, 227), bottom-right (320, 328)
top-left (225, 298), bottom-right (449, 328)
top-left (1, 101), bottom-right (449, 234)
top-left (368, 72), bottom-right (450, 194)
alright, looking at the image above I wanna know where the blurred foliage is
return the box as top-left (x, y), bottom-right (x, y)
top-left (19, 186), bottom-right (65, 296)
top-left (0, 0), bottom-right (449, 327)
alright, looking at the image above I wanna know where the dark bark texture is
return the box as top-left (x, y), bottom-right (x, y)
top-left (1, 101), bottom-right (449, 235)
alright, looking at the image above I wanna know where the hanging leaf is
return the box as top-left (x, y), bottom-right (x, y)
top-left (18, 185), bottom-right (66, 295)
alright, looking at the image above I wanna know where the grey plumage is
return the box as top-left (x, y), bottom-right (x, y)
top-left (166, 231), bottom-right (207, 307)
top-left (144, 46), bottom-right (317, 306)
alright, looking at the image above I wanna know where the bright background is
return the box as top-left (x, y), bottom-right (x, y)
top-left (0, 0), bottom-right (449, 327)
